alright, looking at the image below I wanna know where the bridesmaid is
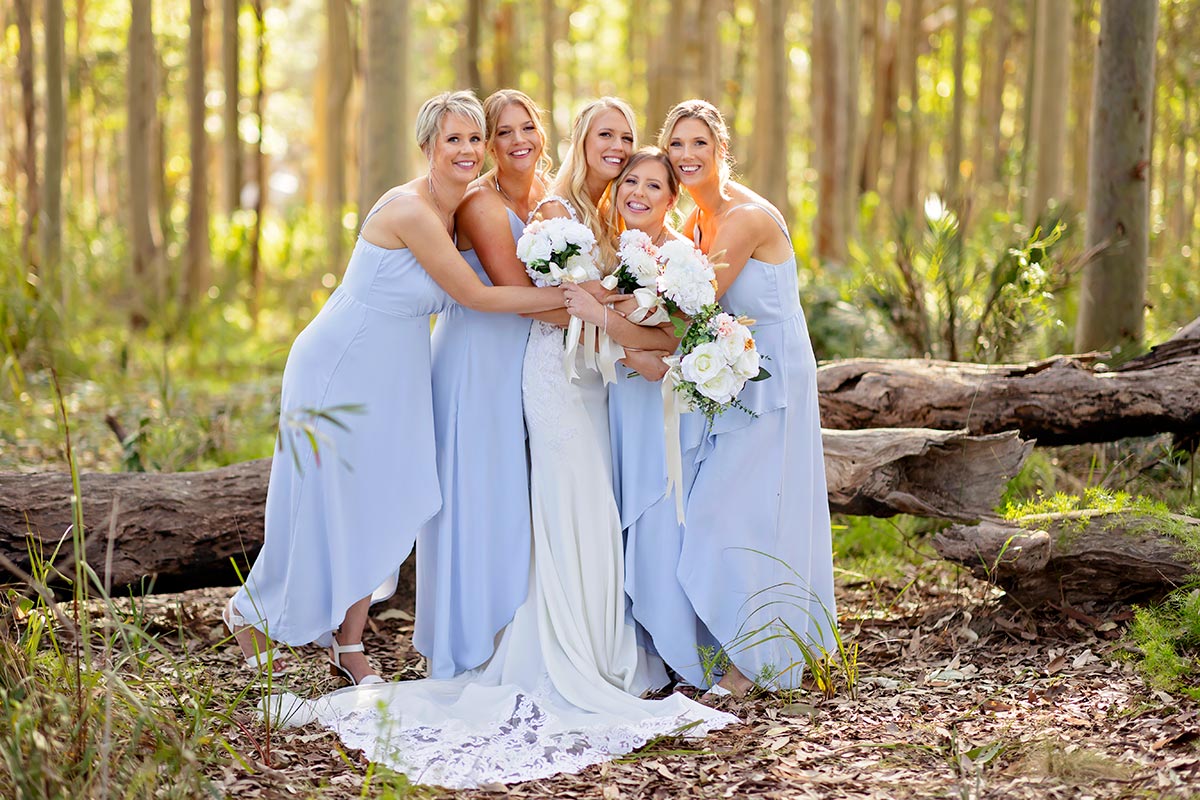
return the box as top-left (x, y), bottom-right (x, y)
top-left (224, 91), bottom-right (563, 686)
top-left (415, 89), bottom-right (553, 678)
top-left (653, 99), bottom-right (837, 695)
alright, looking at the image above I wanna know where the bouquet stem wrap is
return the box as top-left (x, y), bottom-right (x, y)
top-left (660, 355), bottom-right (687, 524)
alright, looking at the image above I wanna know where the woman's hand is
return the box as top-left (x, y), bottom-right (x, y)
top-left (563, 282), bottom-right (607, 325)
top-left (579, 280), bottom-right (619, 303)
top-left (622, 349), bottom-right (671, 382)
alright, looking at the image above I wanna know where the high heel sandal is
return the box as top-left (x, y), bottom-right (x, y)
top-left (222, 596), bottom-right (291, 677)
top-left (329, 638), bottom-right (385, 686)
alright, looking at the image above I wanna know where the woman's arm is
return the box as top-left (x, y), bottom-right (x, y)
top-left (705, 198), bottom-right (793, 299)
top-left (620, 348), bottom-right (670, 382)
top-left (386, 196), bottom-right (564, 314)
top-left (563, 283), bottom-right (678, 351)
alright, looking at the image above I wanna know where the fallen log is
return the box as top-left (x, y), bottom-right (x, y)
top-left (817, 336), bottom-right (1200, 446)
top-left (933, 511), bottom-right (1200, 605)
top-left (0, 428), bottom-right (1030, 596)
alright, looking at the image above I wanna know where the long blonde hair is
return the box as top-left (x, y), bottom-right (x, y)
top-left (553, 97), bottom-right (638, 267)
top-left (483, 89), bottom-right (554, 179)
top-left (657, 99), bottom-right (735, 192)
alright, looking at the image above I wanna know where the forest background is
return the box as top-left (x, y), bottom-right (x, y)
top-left (3, 2), bottom-right (1200, 797)
top-left (3, 0), bottom-right (1197, 474)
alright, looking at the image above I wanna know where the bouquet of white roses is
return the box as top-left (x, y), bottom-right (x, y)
top-left (669, 309), bottom-right (769, 421)
top-left (515, 217), bottom-right (600, 286)
top-left (601, 230), bottom-right (672, 326)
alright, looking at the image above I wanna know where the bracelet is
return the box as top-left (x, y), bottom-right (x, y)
top-left (603, 303), bottom-right (609, 334)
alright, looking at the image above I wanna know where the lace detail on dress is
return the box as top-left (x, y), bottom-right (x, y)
top-left (522, 322), bottom-right (586, 449)
top-left (528, 194), bottom-right (579, 224)
top-left (316, 683), bottom-right (733, 789)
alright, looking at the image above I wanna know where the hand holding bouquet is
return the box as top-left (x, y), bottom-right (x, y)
top-left (669, 310), bottom-right (769, 421)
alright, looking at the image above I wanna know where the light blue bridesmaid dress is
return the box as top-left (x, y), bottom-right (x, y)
top-left (622, 205), bottom-right (838, 690)
top-left (234, 192), bottom-right (451, 648)
top-left (415, 209), bottom-right (534, 678)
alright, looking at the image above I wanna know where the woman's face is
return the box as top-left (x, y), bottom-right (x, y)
top-left (491, 103), bottom-right (544, 177)
top-left (616, 159), bottom-right (676, 231)
top-left (430, 112), bottom-right (485, 184)
top-left (665, 117), bottom-right (721, 188)
top-left (583, 108), bottom-right (635, 182)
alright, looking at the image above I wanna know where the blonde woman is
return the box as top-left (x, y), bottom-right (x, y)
top-left (224, 92), bottom-right (564, 686)
top-left (416, 89), bottom-right (554, 679)
top-left (646, 99), bottom-right (838, 695)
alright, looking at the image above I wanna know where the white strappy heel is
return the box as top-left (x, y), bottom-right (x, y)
top-left (329, 637), bottom-right (385, 686)
top-left (222, 597), bottom-right (291, 677)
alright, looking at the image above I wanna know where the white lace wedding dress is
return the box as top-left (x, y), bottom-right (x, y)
top-left (277, 323), bottom-right (736, 789)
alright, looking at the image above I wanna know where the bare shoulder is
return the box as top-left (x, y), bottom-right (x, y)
top-left (457, 183), bottom-right (507, 224)
top-left (535, 197), bottom-right (572, 220)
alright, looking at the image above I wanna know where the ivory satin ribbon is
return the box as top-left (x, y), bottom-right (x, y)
top-left (660, 356), bottom-right (688, 524)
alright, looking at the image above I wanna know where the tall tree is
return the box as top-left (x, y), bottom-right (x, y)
top-left (322, 0), bottom-right (353, 267)
top-left (222, 0), bottom-right (241, 213)
top-left (185, 0), bottom-right (210, 309)
top-left (359, 0), bottom-right (409, 215)
top-left (860, 0), bottom-right (893, 195)
top-left (460, 0), bottom-right (483, 95)
top-left (494, 0), bottom-right (516, 91)
top-left (813, 0), bottom-right (847, 262)
top-left (248, 0), bottom-right (266, 324)
top-left (541, 0), bottom-right (560, 166)
top-left (42, 0), bottom-right (65, 306)
top-left (841, 0), bottom-right (861, 233)
top-left (16, 0), bottom-right (38, 267)
top-left (750, 0), bottom-right (791, 219)
top-left (1075, 0), bottom-right (1158, 357)
top-left (945, 0), bottom-right (966, 200)
top-left (128, 0), bottom-right (161, 328)
top-left (973, 0), bottom-right (1010, 190)
top-left (1070, 0), bottom-right (1095, 203)
top-left (1027, 0), bottom-right (1070, 220)
top-left (891, 0), bottom-right (922, 216)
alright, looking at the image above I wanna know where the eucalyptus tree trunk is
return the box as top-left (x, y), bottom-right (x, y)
top-left (813, 0), bottom-right (847, 262)
top-left (891, 0), bottom-right (922, 217)
top-left (128, 0), bottom-right (161, 329)
top-left (1075, 0), bottom-right (1158, 357)
top-left (247, 0), bottom-right (266, 325)
top-left (841, 0), bottom-right (861, 236)
top-left (185, 0), bottom-right (211, 310)
top-left (541, 0), bottom-right (560, 166)
top-left (946, 0), bottom-right (965, 200)
top-left (973, 0), bottom-right (1009, 189)
top-left (1027, 0), bottom-right (1070, 221)
top-left (42, 0), bottom-right (65, 307)
top-left (1070, 0), bottom-right (1095, 204)
top-left (323, 0), bottom-right (353, 268)
top-left (16, 0), bottom-right (38, 268)
top-left (750, 0), bottom-right (791, 220)
top-left (222, 0), bottom-right (241, 213)
top-left (861, 0), bottom-right (890, 195)
top-left (460, 0), bottom-right (483, 95)
top-left (360, 0), bottom-right (409, 215)
top-left (493, 0), bottom-right (516, 92)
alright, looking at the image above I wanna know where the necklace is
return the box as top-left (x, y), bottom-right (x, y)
top-left (427, 172), bottom-right (448, 218)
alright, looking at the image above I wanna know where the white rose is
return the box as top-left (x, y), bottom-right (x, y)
top-left (527, 236), bottom-right (553, 264)
top-left (731, 346), bottom-right (760, 380)
top-left (563, 253), bottom-right (594, 282)
top-left (680, 342), bottom-right (726, 385)
top-left (718, 324), bottom-right (752, 362)
top-left (697, 366), bottom-right (738, 404)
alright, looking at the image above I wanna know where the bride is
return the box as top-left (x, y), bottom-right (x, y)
top-left (282, 97), bottom-right (735, 789)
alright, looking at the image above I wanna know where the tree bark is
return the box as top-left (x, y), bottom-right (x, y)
top-left (750, 0), bottom-right (791, 219)
top-left (891, 0), bottom-right (922, 217)
top-left (541, 0), bottom-right (560, 167)
top-left (1026, 0), bottom-right (1070, 220)
top-left (814, 0), bottom-right (847, 263)
top-left (41, 0), bottom-right (66, 307)
top-left (185, 0), bottom-right (211, 311)
top-left (0, 429), bottom-right (1030, 596)
top-left (128, 0), bottom-right (161, 329)
top-left (860, 0), bottom-right (891, 195)
top-left (817, 338), bottom-right (1200, 446)
top-left (359, 0), bottom-right (409, 216)
top-left (247, 0), bottom-right (267, 325)
top-left (933, 512), bottom-right (1199, 606)
top-left (1075, 0), bottom-right (1158, 358)
top-left (16, 0), bottom-right (38, 269)
top-left (973, 0), bottom-right (1009, 191)
top-left (945, 0), bottom-right (965, 200)
top-left (842, 0), bottom-right (861, 232)
top-left (322, 0), bottom-right (353, 268)
top-left (222, 0), bottom-right (241, 213)
top-left (459, 0), bottom-right (484, 95)
top-left (1070, 0), bottom-right (1094, 205)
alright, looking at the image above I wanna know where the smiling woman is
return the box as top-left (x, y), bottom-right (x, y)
top-left (222, 91), bottom-right (564, 687)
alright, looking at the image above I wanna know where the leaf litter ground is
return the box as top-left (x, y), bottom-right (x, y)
top-left (140, 563), bottom-right (1199, 799)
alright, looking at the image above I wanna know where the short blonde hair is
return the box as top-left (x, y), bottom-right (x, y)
top-left (553, 97), bottom-right (639, 267)
top-left (658, 99), bottom-right (734, 189)
top-left (415, 90), bottom-right (486, 153)
top-left (483, 89), bottom-right (554, 178)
